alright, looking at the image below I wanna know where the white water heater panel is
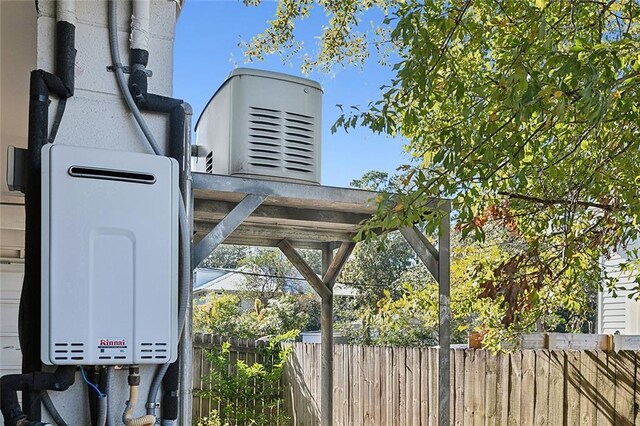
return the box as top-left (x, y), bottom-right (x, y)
top-left (41, 144), bottom-right (179, 365)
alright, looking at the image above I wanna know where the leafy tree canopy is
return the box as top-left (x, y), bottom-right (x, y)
top-left (244, 0), bottom-right (640, 307)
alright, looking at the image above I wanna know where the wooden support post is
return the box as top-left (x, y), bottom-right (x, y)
top-left (438, 211), bottom-right (451, 426)
top-left (280, 240), bottom-right (355, 426)
top-left (400, 206), bottom-right (451, 426)
top-left (321, 245), bottom-right (334, 426)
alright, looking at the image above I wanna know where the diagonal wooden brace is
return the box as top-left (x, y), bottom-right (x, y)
top-left (400, 226), bottom-right (439, 281)
top-left (193, 194), bottom-right (266, 266)
top-left (278, 239), bottom-right (331, 300)
top-left (322, 241), bottom-right (356, 289)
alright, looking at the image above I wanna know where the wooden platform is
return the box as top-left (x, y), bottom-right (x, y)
top-left (192, 172), bottom-right (380, 250)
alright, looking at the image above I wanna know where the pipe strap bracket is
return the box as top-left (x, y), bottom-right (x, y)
top-left (107, 65), bottom-right (153, 77)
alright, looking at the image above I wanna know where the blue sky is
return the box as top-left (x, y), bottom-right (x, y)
top-left (173, 0), bottom-right (410, 187)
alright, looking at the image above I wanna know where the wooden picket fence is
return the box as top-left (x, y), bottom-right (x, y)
top-left (192, 336), bottom-right (640, 425)
top-left (282, 343), bottom-right (640, 425)
top-left (191, 334), bottom-right (287, 425)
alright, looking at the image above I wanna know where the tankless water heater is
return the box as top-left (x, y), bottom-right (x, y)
top-left (41, 144), bottom-right (179, 365)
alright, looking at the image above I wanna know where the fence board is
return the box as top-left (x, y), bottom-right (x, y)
top-left (464, 350), bottom-right (475, 424)
top-left (508, 351), bottom-right (522, 425)
top-left (615, 351), bottom-right (635, 426)
top-left (548, 351), bottom-right (565, 426)
top-left (403, 347), bottom-right (412, 426)
top-left (566, 351), bottom-right (581, 425)
top-left (473, 350), bottom-right (486, 424)
top-left (498, 352), bottom-right (510, 425)
top-left (412, 348), bottom-right (422, 426)
top-left (596, 351), bottom-right (615, 425)
top-left (453, 350), bottom-right (465, 426)
top-left (534, 350), bottom-right (550, 426)
top-left (430, 348), bottom-right (439, 425)
top-left (367, 346), bottom-right (376, 425)
top-left (579, 351), bottom-right (597, 426)
top-left (520, 350), bottom-right (536, 426)
top-left (485, 350), bottom-right (498, 426)
top-left (633, 351), bottom-right (640, 426)
top-left (386, 347), bottom-right (393, 426)
top-left (420, 346), bottom-right (429, 425)
top-left (373, 346), bottom-right (381, 426)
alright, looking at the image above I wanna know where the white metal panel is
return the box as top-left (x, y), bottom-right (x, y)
top-left (41, 144), bottom-right (179, 365)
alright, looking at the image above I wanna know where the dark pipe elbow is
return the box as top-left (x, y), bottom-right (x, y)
top-left (1, 368), bottom-right (75, 425)
top-left (161, 361), bottom-right (179, 421)
top-left (137, 93), bottom-right (183, 114)
top-left (1, 374), bottom-right (26, 425)
top-left (129, 48), bottom-right (149, 103)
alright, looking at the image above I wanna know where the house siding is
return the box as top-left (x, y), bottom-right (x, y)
top-left (599, 252), bottom-right (639, 334)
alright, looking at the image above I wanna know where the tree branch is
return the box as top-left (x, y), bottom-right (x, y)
top-left (497, 191), bottom-right (615, 211)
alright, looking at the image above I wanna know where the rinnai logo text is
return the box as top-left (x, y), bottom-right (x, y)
top-left (99, 339), bottom-right (126, 347)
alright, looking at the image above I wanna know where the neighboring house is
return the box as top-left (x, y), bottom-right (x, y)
top-left (598, 240), bottom-right (640, 335)
top-left (192, 267), bottom-right (356, 311)
top-left (300, 330), bottom-right (348, 344)
top-left (193, 267), bottom-right (254, 310)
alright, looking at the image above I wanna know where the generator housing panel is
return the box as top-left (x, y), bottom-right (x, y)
top-left (41, 144), bottom-right (179, 365)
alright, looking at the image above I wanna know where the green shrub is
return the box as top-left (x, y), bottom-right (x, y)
top-left (196, 331), bottom-right (296, 425)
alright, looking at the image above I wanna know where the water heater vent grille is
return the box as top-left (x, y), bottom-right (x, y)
top-left (53, 342), bottom-right (85, 361)
top-left (139, 342), bottom-right (170, 360)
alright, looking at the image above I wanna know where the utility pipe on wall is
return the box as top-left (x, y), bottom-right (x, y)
top-left (131, 0), bottom-right (151, 51)
top-left (56, 0), bottom-right (76, 26)
top-left (108, 1), bottom-right (192, 423)
top-left (8, 1), bottom-right (78, 421)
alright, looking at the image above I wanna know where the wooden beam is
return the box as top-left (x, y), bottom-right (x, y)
top-left (322, 241), bottom-right (356, 289)
top-left (400, 226), bottom-right (439, 281)
top-left (193, 221), bottom-right (357, 243)
top-left (194, 199), bottom-right (371, 229)
top-left (277, 239), bottom-right (331, 300)
top-left (193, 172), bottom-right (380, 212)
top-left (192, 194), bottom-right (266, 266)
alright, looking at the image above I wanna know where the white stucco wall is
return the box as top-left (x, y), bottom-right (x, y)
top-left (1, 1), bottom-right (182, 424)
top-left (1, 3), bottom-right (33, 425)
top-left (0, 0), bottom-right (33, 259)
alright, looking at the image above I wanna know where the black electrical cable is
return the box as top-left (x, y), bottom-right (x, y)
top-left (40, 391), bottom-right (68, 426)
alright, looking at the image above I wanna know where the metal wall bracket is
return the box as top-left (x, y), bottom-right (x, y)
top-left (6, 145), bottom-right (27, 193)
top-left (106, 65), bottom-right (153, 77)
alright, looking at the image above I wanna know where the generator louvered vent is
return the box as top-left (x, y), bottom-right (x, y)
top-left (248, 106), bottom-right (315, 175)
top-left (284, 111), bottom-right (315, 174)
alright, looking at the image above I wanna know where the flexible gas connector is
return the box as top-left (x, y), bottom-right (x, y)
top-left (122, 367), bottom-right (155, 426)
